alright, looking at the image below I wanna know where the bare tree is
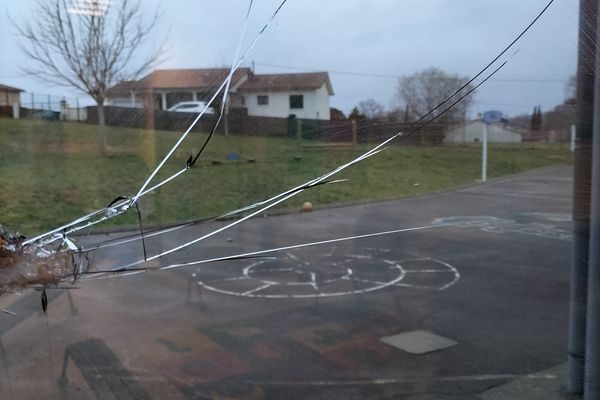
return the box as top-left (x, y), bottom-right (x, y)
top-left (358, 98), bottom-right (385, 119)
top-left (13, 0), bottom-right (165, 147)
top-left (395, 67), bottom-right (474, 126)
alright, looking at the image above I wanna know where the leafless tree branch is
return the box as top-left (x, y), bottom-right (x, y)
top-left (395, 67), bottom-right (475, 127)
top-left (11, 0), bottom-right (167, 128)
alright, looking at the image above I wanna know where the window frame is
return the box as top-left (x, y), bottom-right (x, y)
top-left (257, 95), bottom-right (269, 106)
top-left (289, 94), bottom-right (304, 109)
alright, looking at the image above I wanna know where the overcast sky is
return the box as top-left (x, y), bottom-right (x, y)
top-left (0, 0), bottom-right (578, 117)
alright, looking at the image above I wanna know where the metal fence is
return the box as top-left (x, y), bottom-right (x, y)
top-left (16, 91), bottom-right (87, 121)
top-left (20, 92), bottom-right (65, 112)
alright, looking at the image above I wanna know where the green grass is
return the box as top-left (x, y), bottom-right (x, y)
top-left (0, 118), bottom-right (572, 236)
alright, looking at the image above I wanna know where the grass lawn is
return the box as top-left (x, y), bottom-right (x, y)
top-left (0, 118), bottom-right (572, 236)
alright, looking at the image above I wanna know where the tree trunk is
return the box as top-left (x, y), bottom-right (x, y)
top-left (97, 101), bottom-right (107, 154)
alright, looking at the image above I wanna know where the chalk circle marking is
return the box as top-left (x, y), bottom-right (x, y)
top-left (194, 249), bottom-right (460, 299)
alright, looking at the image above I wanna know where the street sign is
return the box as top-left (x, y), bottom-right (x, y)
top-left (480, 110), bottom-right (503, 182)
top-left (482, 110), bottom-right (503, 124)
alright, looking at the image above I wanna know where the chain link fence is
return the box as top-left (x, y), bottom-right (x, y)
top-left (18, 92), bottom-right (87, 121)
top-left (0, 91), bottom-right (88, 121)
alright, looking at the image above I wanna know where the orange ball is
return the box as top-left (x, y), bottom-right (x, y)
top-left (302, 201), bottom-right (313, 212)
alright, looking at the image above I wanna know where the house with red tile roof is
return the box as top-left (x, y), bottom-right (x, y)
top-left (107, 68), bottom-right (334, 120)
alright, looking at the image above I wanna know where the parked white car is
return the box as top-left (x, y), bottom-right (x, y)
top-left (167, 101), bottom-right (215, 114)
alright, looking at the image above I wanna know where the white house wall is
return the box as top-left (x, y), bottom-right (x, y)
top-left (107, 96), bottom-right (144, 108)
top-left (314, 84), bottom-right (331, 120)
top-left (62, 107), bottom-right (87, 121)
top-left (243, 83), bottom-right (331, 120)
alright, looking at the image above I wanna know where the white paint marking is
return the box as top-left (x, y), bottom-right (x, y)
top-left (404, 269), bottom-right (453, 273)
top-left (433, 216), bottom-right (572, 241)
top-left (194, 252), bottom-right (459, 298)
top-left (220, 276), bottom-right (249, 282)
top-left (237, 373), bottom-right (557, 387)
top-left (242, 283), bottom-right (273, 296)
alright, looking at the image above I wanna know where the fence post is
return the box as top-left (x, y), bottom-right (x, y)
top-left (47, 94), bottom-right (51, 110)
top-left (295, 119), bottom-right (303, 158)
top-left (76, 98), bottom-right (80, 122)
top-left (297, 119), bottom-right (303, 141)
top-left (31, 93), bottom-right (35, 111)
top-left (60, 97), bottom-right (67, 121)
top-left (12, 103), bottom-right (20, 119)
top-left (224, 99), bottom-right (230, 136)
top-left (351, 119), bottom-right (358, 146)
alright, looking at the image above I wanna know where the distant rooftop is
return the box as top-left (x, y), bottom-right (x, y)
top-left (0, 84), bottom-right (24, 92)
top-left (107, 68), bottom-right (252, 95)
top-left (107, 69), bottom-right (333, 96)
top-left (238, 72), bottom-right (333, 95)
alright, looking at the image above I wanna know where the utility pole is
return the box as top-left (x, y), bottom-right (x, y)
top-left (481, 122), bottom-right (488, 182)
top-left (584, 0), bottom-right (600, 395)
top-left (568, 0), bottom-right (596, 395)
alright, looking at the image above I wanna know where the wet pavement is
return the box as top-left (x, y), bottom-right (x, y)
top-left (0, 165), bottom-right (573, 399)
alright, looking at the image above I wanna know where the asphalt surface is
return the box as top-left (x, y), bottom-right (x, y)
top-left (0, 165), bottom-right (574, 399)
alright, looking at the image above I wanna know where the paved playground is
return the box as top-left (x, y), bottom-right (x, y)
top-left (0, 166), bottom-right (574, 399)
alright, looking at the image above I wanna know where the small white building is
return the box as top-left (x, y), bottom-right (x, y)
top-left (0, 83), bottom-right (23, 119)
top-left (235, 72), bottom-right (333, 120)
top-left (0, 83), bottom-right (23, 107)
top-left (445, 120), bottom-right (522, 144)
top-left (106, 69), bottom-right (334, 120)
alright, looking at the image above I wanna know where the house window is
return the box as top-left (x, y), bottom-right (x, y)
top-left (290, 95), bottom-right (303, 109)
top-left (240, 96), bottom-right (245, 106)
top-left (257, 95), bottom-right (269, 105)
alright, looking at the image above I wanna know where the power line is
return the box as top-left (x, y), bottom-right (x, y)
top-left (253, 61), bottom-right (570, 83)
top-left (472, 100), bottom-right (538, 108)
top-left (255, 62), bottom-right (400, 79)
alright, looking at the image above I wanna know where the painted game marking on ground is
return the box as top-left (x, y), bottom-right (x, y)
top-left (192, 248), bottom-right (460, 299)
top-left (432, 215), bottom-right (572, 241)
